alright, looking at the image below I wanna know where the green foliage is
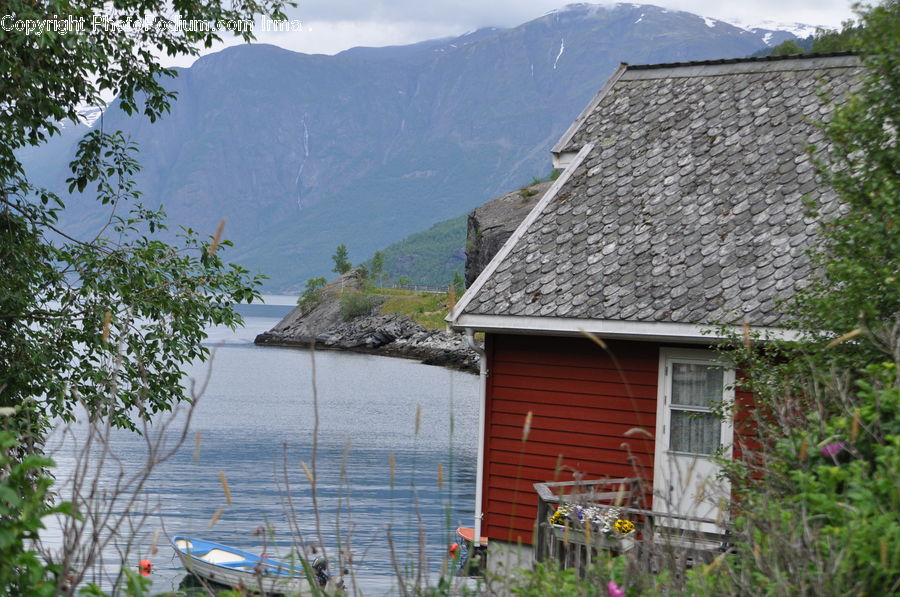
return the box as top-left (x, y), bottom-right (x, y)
top-left (339, 291), bottom-right (383, 321)
top-left (508, 562), bottom-right (586, 596)
top-left (790, 0), bottom-right (899, 357)
top-left (380, 289), bottom-right (449, 330)
top-left (810, 25), bottom-right (860, 52)
top-left (1, 0), bottom-right (289, 439)
top-left (371, 250), bottom-right (386, 286)
top-left (502, 556), bottom-right (632, 597)
top-left (706, 364), bottom-right (900, 596)
top-left (759, 22), bottom-right (859, 58)
top-left (0, 431), bottom-right (70, 596)
top-left (1, 129), bottom-right (265, 438)
top-left (332, 244), bottom-right (352, 275)
top-left (532, 168), bottom-right (563, 184)
top-left (0, 0), bottom-right (290, 178)
top-left (298, 277), bottom-right (328, 312)
top-left (770, 39), bottom-right (804, 56)
top-left (517, 169), bottom-right (559, 199)
top-left (452, 271), bottom-right (466, 294)
top-left (0, 0), bottom-right (288, 590)
top-left (67, 570), bottom-right (153, 596)
top-left (373, 215), bottom-right (466, 287)
top-left (517, 186), bottom-right (540, 199)
top-left (702, 6), bottom-right (900, 594)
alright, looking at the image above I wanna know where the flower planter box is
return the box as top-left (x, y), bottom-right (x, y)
top-left (550, 523), bottom-right (635, 553)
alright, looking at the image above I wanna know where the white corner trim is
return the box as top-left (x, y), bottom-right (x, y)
top-left (550, 63), bottom-right (628, 155)
top-left (552, 151), bottom-right (578, 169)
top-left (447, 143), bottom-right (595, 323)
top-left (451, 313), bottom-right (803, 343)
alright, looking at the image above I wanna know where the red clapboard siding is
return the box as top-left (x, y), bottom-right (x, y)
top-left (491, 425), bottom-right (654, 454)
top-left (482, 334), bottom-right (660, 544)
top-left (492, 396), bottom-right (657, 422)
top-left (491, 412), bottom-right (653, 439)
top-left (493, 360), bottom-right (659, 386)
top-left (732, 376), bottom-right (760, 463)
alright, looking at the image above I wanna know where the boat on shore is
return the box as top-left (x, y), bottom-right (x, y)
top-left (171, 536), bottom-right (329, 594)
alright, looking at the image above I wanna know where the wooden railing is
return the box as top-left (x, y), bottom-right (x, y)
top-left (533, 478), bottom-right (642, 567)
top-left (533, 478), bottom-right (732, 573)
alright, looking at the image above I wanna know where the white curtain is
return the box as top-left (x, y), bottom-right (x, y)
top-left (669, 363), bottom-right (723, 454)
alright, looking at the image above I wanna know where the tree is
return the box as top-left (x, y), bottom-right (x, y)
top-left (703, 4), bottom-right (900, 593)
top-left (371, 250), bottom-right (385, 286)
top-left (297, 277), bottom-right (328, 312)
top-left (1, 0), bottom-right (291, 442)
top-left (810, 24), bottom-right (860, 53)
top-left (452, 271), bottom-right (465, 295)
top-left (770, 39), bottom-right (804, 56)
top-left (332, 244), bottom-right (351, 275)
top-left (791, 0), bottom-right (899, 352)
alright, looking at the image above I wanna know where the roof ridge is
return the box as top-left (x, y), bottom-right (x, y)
top-left (625, 51), bottom-right (857, 71)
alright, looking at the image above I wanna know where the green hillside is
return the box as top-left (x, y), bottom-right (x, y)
top-left (374, 214), bottom-right (467, 287)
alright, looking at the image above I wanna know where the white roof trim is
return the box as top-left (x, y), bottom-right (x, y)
top-left (551, 62), bottom-right (627, 156)
top-left (452, 313), bottom-right (803, 343)
top-left (552, 150), bottom-right (579, 169)
top-left (447, 143), bottom-right (595, 323)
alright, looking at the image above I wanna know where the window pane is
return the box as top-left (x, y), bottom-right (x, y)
top-left (669, 410), bottom-right (721, 454)
top-left (671, 363), bottom-right (724, 408)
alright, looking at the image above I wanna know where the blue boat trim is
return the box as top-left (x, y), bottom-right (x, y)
top-left (172, 536), bottom-right (306, 577)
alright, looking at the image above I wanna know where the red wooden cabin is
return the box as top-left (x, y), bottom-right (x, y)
top-left (447, 54), bottom-right (859, 552)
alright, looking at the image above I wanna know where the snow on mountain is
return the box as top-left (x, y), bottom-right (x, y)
top-left (723, 18), bottom-right (829, 39)
top-left (76, 106), bottom-right (104, 128)
top-left (55, 104), bottom-right (103, 131)
top-left (544, 4), bottom-right (826, 45)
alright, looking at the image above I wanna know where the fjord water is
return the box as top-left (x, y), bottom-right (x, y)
top-left (47, 298), bottom-right (480, 594)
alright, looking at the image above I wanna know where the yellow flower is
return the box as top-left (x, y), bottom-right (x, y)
top-left (614, 519), bottom-right (634, 534)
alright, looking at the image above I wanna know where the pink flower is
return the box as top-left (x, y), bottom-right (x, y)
top-left (821, 442), bottom-right (846, 459)
top-left (607, 580), bottom-right (625, 597)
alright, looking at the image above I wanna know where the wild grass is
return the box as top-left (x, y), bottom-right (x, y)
top-left (377, 289), bottom-right (451, 330)
top-left (24, 317), bottom-right (899, 596)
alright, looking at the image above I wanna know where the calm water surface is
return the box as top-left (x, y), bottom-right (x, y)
top-left (46, 298), bottom-right (480, 595)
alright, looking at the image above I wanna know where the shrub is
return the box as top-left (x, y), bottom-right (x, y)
top-left (339, 291), bottom-right (382, 321)
top-left (297, 277), bottom-right (328, 313)
top-left (0, 431), bottom-right (64, 596)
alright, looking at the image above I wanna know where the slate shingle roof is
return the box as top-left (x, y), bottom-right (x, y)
top-left (458, 54), bottom-right (859, 328)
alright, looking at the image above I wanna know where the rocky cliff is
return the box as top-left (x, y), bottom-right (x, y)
top-left (254, 270), bottom-right (479, 371)
top-left (465, 180), bottom-right (553, 286)
top-left (255, 177), bottom-right (554, 372)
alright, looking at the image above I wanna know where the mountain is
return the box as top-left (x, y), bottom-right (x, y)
top-left (20, 3), bottom-right (809, 291)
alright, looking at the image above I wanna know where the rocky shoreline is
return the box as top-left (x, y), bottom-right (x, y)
top-left (254, 312), bottom-right (479, 372)
top-left (253, 272), bottom-right (479, 372)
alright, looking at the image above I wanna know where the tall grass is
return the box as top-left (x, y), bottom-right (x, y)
top-left (27, 310), bottom-right (899, 597)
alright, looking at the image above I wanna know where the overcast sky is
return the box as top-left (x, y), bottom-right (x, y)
top-left (168, 0), bottom-right (857, 66)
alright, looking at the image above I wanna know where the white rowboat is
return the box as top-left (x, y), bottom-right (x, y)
top-left (172, 536), bottom-right (327, 594)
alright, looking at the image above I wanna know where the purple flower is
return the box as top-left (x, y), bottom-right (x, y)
top-left (821, 442), bottom-right (846, 459)
top-left (607, 581), bottom-right (625, 597)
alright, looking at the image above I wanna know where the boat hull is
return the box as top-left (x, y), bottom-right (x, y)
top-left (172, 536), bottom-right (314, 594)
